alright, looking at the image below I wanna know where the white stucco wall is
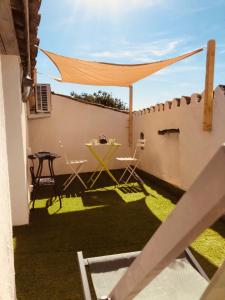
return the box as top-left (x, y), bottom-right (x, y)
top-left (2, 55), bottom-right (29, 225)
top-left (133, 85), bottom-right (225, 190)
top-left (28, 94), bottom-right (130, 175)
top-left (28, 86), bottom-right (225, 191)
top-left (0, 56), bottom-right (16, 300)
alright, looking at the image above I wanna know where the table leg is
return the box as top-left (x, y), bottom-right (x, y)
top-left (48, 158), bottom-right (55, 177)
top-left (32, 158), bottom-right (44, 208)
top-left (88, 145), bottom-right (119, 188)
top-left (49, 158), bottom-right (62, 207)
top-left (90, 146), bottom-right (119, 187)
top-left (88, 145), bottom-right (116, 183)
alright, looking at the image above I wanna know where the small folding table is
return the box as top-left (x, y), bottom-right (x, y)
top-left (86, 142), bottom-right (121, 188)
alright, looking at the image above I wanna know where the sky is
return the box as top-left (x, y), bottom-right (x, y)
top-left (37, 0), bottom-right (225, 110)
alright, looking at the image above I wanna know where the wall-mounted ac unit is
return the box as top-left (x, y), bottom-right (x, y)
top-left (35, 84), bottom-right (51, 113)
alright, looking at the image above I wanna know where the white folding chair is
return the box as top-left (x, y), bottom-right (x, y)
top-left (116, 139), bottom-right (146, 184)
top-left (59, 141), bottom-right (87, 191)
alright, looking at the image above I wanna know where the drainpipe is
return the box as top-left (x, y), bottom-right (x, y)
top-left (22, 0), bottom-right (33, 102)
top-left (23, 0), bottom-right (31, 78)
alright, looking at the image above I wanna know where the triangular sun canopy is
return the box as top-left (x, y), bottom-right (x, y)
top-left (41, 48), bottom-right (203, 87)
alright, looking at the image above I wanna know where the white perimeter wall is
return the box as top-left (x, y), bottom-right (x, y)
top-left (0, 55), bottom-right (16, 299)
top-left (29, 86), bottom-right (225, 191)
top-left (133, 85), bottom-right (225, 190)
top-left (28, 94), bottom-right (130, 175)
top-left (2, 55), bottom-right (29, 226)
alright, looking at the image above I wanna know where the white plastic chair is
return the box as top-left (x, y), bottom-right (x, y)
top-left (59, 141), bottom-right (87, 190)
top-left (116, 139), bottom-right (146, 184)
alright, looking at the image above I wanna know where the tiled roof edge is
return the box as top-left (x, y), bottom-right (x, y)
top-left (51, 92), bottom-right (129, 114)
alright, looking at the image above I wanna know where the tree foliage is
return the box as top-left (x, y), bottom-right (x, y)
top-left (70, 90), bottom-right (128, 110)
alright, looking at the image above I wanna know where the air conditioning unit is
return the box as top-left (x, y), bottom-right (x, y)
top-left (35, 84), bottom-right (51, 113)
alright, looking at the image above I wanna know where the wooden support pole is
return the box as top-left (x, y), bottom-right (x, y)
top-left (128, 85), bottom-right (133, 147)
top-left (203, 39), bottom-right (216, 131)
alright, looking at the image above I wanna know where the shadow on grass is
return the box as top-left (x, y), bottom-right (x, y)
top-left (14, 191), bottom-right (160, 300)
top-left (189, 247), bottom-right (218, 279)
top-left (118, 185), bottom-right (143, 194)
top-left (136, 170), bottom-right (184, 204)
top-left (33, 170), bottom-right (150, 201)
top-left (211, 219), bottom-right (225, 238)
top-left (81, 189), bottom-right (124, 207)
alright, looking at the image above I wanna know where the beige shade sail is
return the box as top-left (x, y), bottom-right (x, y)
top-left (40, 48), bottom-right (203, 87)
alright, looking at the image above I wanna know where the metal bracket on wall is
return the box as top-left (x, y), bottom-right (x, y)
top-left (158, 128), bottom-right (180, 135)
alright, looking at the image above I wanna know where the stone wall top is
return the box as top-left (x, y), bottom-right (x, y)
top-left (133, 85), bottom-right (225, 116)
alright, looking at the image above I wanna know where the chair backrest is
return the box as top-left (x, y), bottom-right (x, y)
top-left (133, 139), bottom-right (146, 159)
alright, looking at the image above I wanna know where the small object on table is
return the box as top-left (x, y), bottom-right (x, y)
top-left (99, 135), bottom-right (108, 144)
top-left (108, 138), bottom-right (116, 145)
top-left (28, 151), bottom-right (62, 208)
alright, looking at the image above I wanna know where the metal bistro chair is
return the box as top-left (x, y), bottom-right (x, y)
top-left (59, 141), bottom-right (87, 191)
top-left (116, 139), bottom-right (146, 184)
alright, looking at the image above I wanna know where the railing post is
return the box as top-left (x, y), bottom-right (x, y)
top-left (203, 39), bottom-right (216, 131)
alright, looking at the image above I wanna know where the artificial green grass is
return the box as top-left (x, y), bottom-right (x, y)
top-left (13, 176), bottom-right (225, 300)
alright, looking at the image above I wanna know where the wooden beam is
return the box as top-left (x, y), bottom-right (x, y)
top-left (0, 0), bottom-right (19, 55)
top-left (109, 144), bottom-right (225, 300)
top-left (128, 85), bottom-right (133, 147)
top-left (24, 0), bottom-right (31, 75)
top-left (203, 39), bottom-right (216, 131)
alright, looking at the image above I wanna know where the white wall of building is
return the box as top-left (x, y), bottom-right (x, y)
top-left (133, 85), bottom-right (225, 190)
top-left (28, 86), bottom-right (225, 191)
top-left (0, 55), bottom-right (16, 300)
top-left (2, 55), bottom-right (29, 225)
top-left (28, 94), bottom-right (130, 175)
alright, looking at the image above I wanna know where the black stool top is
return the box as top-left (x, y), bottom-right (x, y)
top-left (28, 152), bottom-right (60, 160)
